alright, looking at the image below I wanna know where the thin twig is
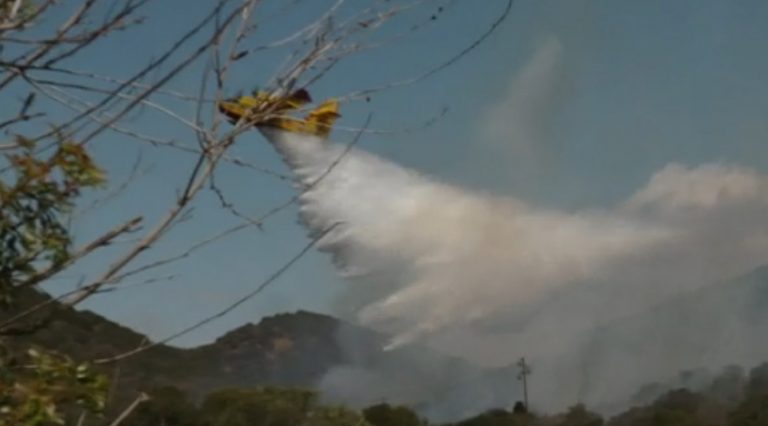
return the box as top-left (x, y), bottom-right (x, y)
top-left (339, 0), bottom-right (515, 101)
top-left (109, 392), bottom-right (149, 426)
top-left (94, 222), bottom-right (340, 364)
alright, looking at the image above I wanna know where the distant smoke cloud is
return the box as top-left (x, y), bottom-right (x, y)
top-left (482, 36), bottom-right (566, 161)
top-left (625, 163), bottom-right (768, 213)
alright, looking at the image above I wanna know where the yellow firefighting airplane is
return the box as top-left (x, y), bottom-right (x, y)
top-left (217, 88), bottom-right (341, 137)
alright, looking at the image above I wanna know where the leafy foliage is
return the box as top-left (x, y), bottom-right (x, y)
top-left (307, 405), bottom-right (371, 426)
top-left (0, 134), bottom-right (106, 423)
top-left (0, 346), bottom-right (107, 426)
top-left (121, 385), bottom-right (372, 426)
top-left (0, 138), bottom-right (104, 300)
top-left (555, 404), bottom-right (603, 426)
top-left (198, 387), bottom-right (369, 426)
top-left (729, 393), bottom-right (768, 426)
top-left (449, 408), bottom-right (535, 426)
top-left (122, 386), bottom-right (199, 426)
top-left (0, 0), bottom-right (34, 22)
top-left (363, 403), bottom-right (425, 426)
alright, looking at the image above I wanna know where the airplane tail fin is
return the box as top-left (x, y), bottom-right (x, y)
top-left (305, 99), bottom-right (341, 137)
top-left (217, 99), bottom-right (248, 124)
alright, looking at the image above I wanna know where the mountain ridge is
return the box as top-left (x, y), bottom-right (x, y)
top-left (0, 287), bottom-right (509, 418)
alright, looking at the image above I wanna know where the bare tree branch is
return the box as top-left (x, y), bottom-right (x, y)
top-left (109, 392), bottom-right (149, 426)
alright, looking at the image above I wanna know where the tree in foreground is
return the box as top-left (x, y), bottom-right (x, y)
top-left (198, 387), bottom-right (368, 426)
top-left (0, 0), bottom-right (513, 423)
top-left (363, 402), bottom-right (426, 426)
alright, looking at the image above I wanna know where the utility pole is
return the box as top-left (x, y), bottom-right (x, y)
top-left (517, 357), bottom-right (531, 411)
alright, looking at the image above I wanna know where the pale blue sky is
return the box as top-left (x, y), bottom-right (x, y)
top-left (11, 0), bottom-right (768, 346)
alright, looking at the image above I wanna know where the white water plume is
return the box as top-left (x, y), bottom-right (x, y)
top-left (262, 128), bottom-right (671, 348)
top-left (260, 127), bottom-right (768, 412)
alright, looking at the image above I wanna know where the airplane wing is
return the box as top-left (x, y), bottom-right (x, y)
top-left (217, 89), bottom-right (339, 137)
